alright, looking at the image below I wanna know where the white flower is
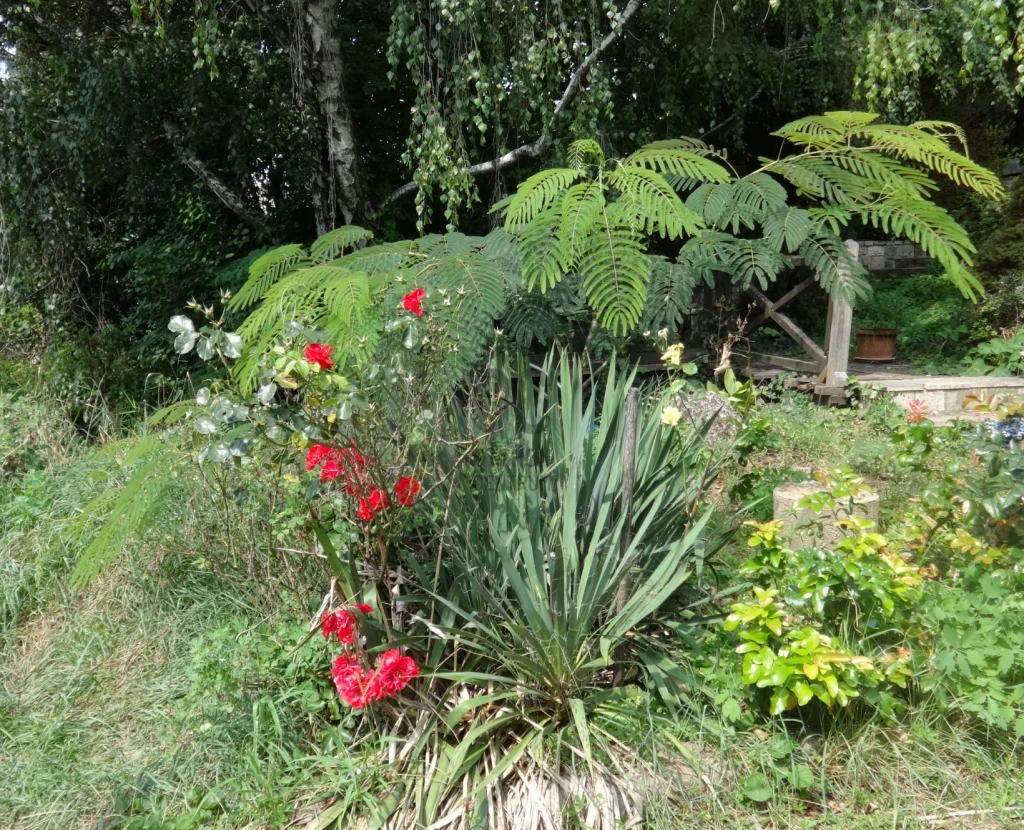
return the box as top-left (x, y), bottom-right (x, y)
top-left (661, 406), bottom-right (683, 427)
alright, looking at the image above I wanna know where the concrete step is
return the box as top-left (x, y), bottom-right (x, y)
top-left (863, 376), bottom-right (1024, 413)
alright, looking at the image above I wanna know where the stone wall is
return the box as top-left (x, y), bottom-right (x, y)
top-left (853, 240), bottom-right (929, 274)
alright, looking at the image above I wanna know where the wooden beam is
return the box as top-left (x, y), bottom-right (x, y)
top-left (747, 285), bottom-right (827, 367)
top-left (747, 352), bottom-right (822, 374)
top-left (746, 276), bottom-right (817, 331)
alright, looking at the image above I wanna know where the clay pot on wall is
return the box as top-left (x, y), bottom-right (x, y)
top-left (854, 329), bottom-right (899, 362)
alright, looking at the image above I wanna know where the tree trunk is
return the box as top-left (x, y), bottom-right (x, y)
top-left (305, 0), bottom-right (372, 229)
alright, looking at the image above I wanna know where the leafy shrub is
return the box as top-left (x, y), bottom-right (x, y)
top-left (851, 271), bottom-right (968, 362)
top-left (731, 467), bottom-right (809, 521)
top-left (917, 546), bottom-right (1024, 736)
top-left (725, 476), bottom-right (918, 720)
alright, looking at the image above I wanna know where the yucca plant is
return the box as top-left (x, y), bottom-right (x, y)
top-left (331, 353), bottom-right (737, 829)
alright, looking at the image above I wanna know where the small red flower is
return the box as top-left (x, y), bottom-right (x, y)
top-left (332, 654), bottom-right (375, 709)
top-left (906, 399), bottom-right (929, 424)
top-left (395, 476), bottom-right (421, 506)
top-left (357, 488), bottom-right (389, 521)
top-left (306, 442), bottom-right (373, 488)
top-left (305, 343), bottom-right (335, 370)
top-left (402, 288), bottom-right (426, 318)
top-left (306, 444), bottom-right (333, 471)
top-left (369, 648), bottom-right (419, 699)
top-left (369, 488), bottom-right (389, 512)
top-left (321, 604), bottom-right (373, 644)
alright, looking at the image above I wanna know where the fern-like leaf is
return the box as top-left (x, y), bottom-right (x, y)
top-left (762, 207), bottom-right (812, 253)
top-left (799, 232), bottom-right (871, 304)
top-left (607, 168), bottom-right (703, 240)
top-left (639, 255), bottom-right (700, 331)
top-left (519, 207), bottom-right (571, 293)
top-left (559, 181), bottom-right (607, 262)
top-left (685, 183), bottom-right (734, 226)
top-left (624, 145), bottom-right (731, 183)
top-left (502, 169), bottom-right (580, 230)
top-left (417, 232), bottom-right (476, 258)
top-left (309, 226), bottom-right (373, 263)
top-left (726, 239), bottom-right (787, 290)
top-left (69, 451), bottom-right (182, 589)
top-left (567, 139), bottom-right (605, 171)
top-left (228, 244), bottom-right (309, 311)
top-left (502, 290), bottom-right (572, 350)
top-left (577, 204), bottom-right (651, 335)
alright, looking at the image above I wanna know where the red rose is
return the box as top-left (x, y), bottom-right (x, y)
top-left (321, 604), bottom-right (374, 644)
top-left (395, 476), bottom-right (421, 506)
top-left (402, 288), bottom-right (426, 318)
top-left (369, 488), bottom-right (389, 512)
top-left (332, 654), bottom-right (375, 709)
top-left (305, 444), bottom-right (332, 471)
top-left (369, 648), bottom-right (419, 699)
top-left (304, 343), bottom-right (335, 370)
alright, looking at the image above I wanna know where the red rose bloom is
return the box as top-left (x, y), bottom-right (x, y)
top-left (320, 457), bottom-right (343, 482)
top-left (395, 476), bottom-right (421, 506)
top-left (369, 488), bottom-right (389, 512)
top-left (370, 648), bottom-right (419, 698)
top-left (356, 488), bottom-right (389, 521)
top-left (306, 443), bottom-right (333, 471)
top-left (332, 654), bottom-right (375, 709)
top-left (402, 288), bottom-right (426, 318)
top-left (305, 343), bottom-right (335, 370)
top-left (321, 604), bottom-right (373, 644)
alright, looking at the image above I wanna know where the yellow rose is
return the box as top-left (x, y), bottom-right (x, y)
top-left (661, 343), bottom-right (683, 366)
top-left (661, 406), bottom-right (682, 426)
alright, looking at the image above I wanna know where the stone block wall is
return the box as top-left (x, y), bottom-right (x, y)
top-left (853, 241), bottom-right (929, 274)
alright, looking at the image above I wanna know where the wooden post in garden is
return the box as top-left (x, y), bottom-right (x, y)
top-left (616, 388), bottom-right (639, 609)
top-left (815, 240), bottom-right (857, 404)
top-left (613, 387), bottom-right (639, 685)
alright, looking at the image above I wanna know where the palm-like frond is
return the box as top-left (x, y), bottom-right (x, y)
top-left (518, 207), bottom-right (570, 293)
top-left (559, 181), bottom-right (607, 263)
top-left (623, 146), bottom-right (731, 183)
top-left (567, 138), bottom-right (605, 171)
top-left (762, 207), bottom-right (812, 253)
top-left (798, 231), bottom-right (871, 304)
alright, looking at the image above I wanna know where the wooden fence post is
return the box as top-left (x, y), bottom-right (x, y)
top-left (816, 240), bottom-right (857, 403)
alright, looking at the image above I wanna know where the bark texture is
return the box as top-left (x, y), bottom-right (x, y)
top-left (305, 0), bottom-right (372, 228)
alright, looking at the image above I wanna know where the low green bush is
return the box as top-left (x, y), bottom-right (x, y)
top-left (852, 271), bottom-right (968, 363)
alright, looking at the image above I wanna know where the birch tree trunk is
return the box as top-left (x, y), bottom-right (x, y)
top-left (305, 0), bottom-right (372, 228)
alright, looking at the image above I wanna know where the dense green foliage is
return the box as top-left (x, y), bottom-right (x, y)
top-left (3, 0), bottom-right (1022, 411)
top-left (4, 1), bottom-right (1024, 826)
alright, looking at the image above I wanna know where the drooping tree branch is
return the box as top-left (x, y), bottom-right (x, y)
top-left (163, 122), bottom-right (273, 239)
top-left (378, 0), bottom-right (644, 213)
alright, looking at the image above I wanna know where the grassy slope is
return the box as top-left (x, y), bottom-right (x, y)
top-left (1, 388), bottom-right (1022, 829)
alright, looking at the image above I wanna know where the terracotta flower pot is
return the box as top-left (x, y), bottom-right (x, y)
top-left (854, 328), bottom-right (899, 363)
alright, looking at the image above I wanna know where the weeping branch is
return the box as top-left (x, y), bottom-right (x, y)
top-left (163, 122), bottom-right (274, 239)
top-left (378, 0), bottom-right (644, 213)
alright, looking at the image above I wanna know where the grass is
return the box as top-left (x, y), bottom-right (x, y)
top-left (1, 382), bottom-right (1022, 829)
